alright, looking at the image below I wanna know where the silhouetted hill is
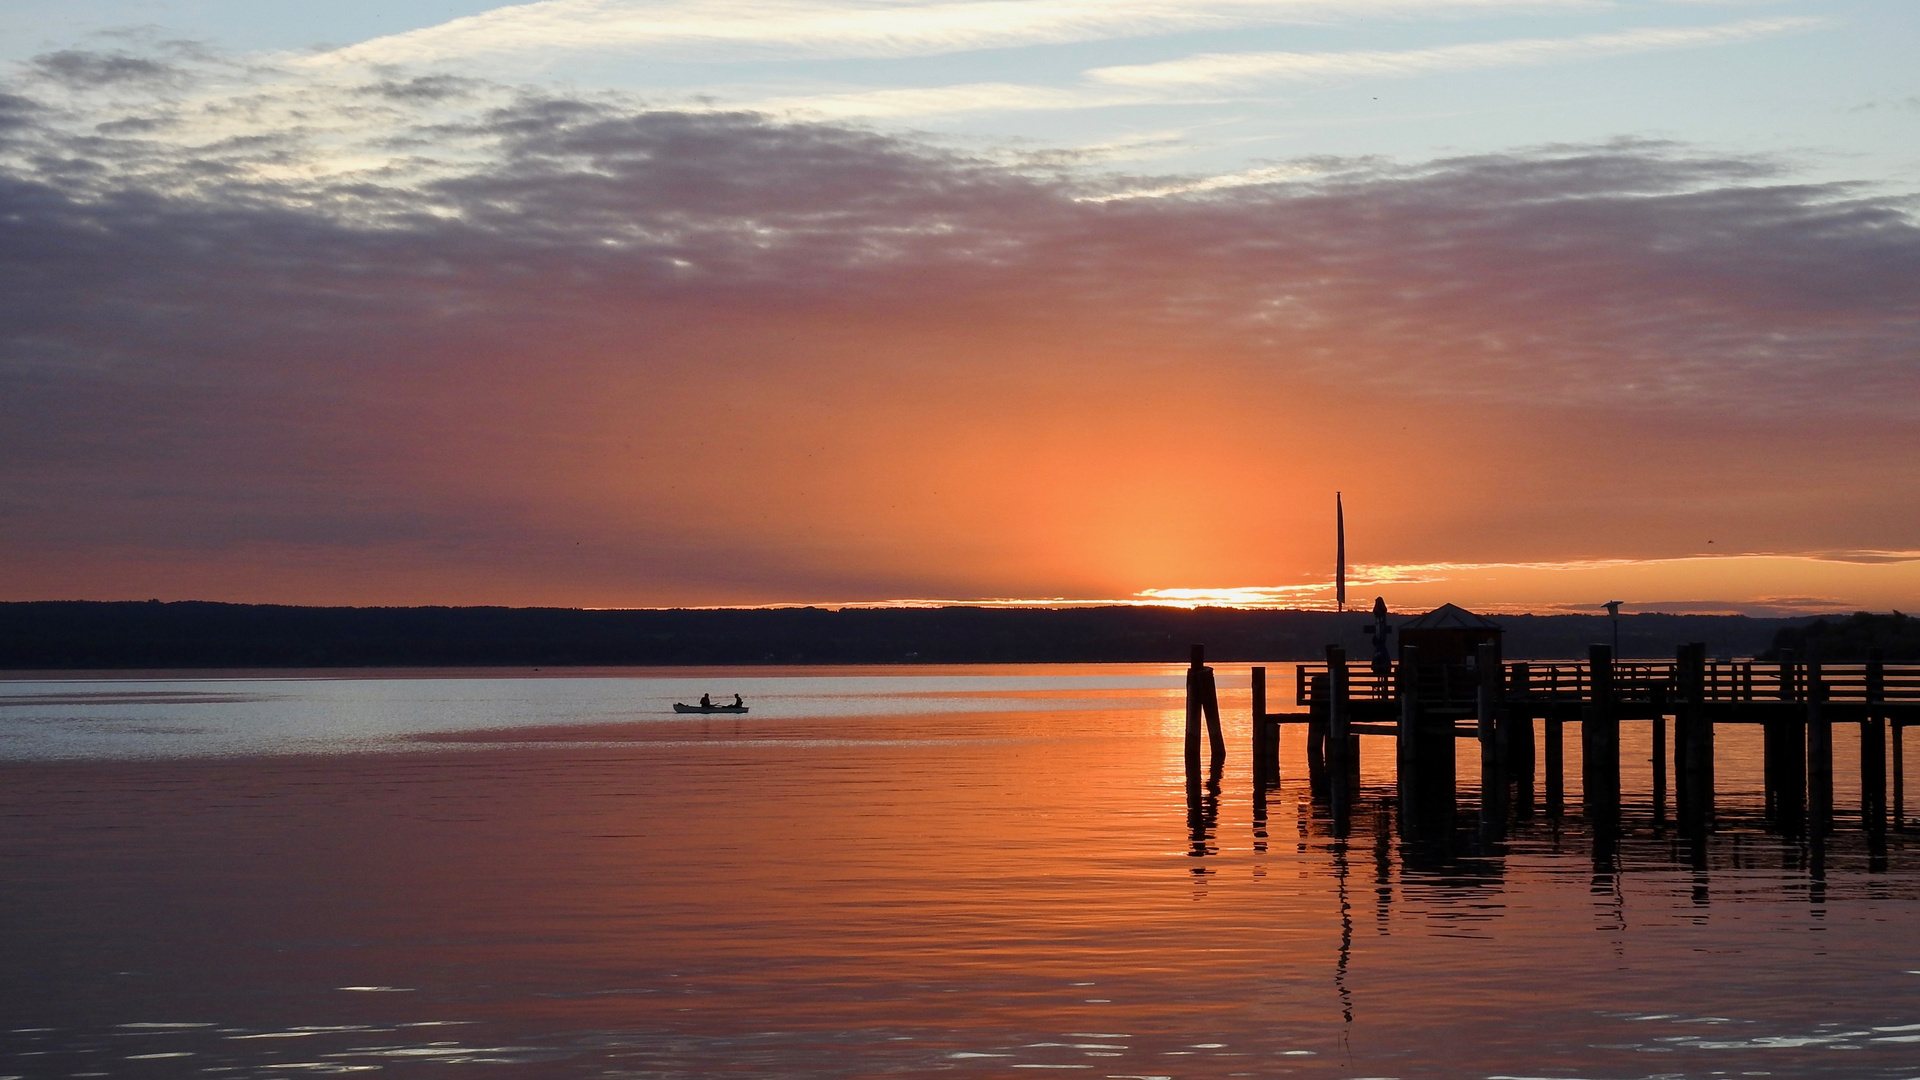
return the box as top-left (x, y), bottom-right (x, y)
top-left (1759, 611), bottom-right (1920, 662)
top-left (0, 601), bottom-right (1827, 669)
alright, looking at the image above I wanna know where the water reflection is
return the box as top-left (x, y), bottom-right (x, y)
top-left (1185, 757), bottom-right (1221, 869)
top-left (3, 667), bottom-right (1919, 1079)
top-left (1261, 768), bottom-right (1918, 913)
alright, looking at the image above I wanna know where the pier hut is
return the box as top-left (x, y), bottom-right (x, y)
top-left (1396, 603), bottom-right (1506, 718)
top-left (1399, 603), bottom-right (1503, 667)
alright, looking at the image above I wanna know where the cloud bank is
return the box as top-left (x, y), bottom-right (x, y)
top-left (1088, 17), bottom-right (1820, 91)
top-left (3, 49), bottom-right (1918, 606)
top-left (310, 0), bottom-right (1600, 67)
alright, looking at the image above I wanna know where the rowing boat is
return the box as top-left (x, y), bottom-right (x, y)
top-left (673, 703), bottom-right (749, 714)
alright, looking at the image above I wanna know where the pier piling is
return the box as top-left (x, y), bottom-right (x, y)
top-left (1306, 673), bottom-right (1329, 796)
top-left (1652, 687), bottom-right (1667, 832)
top-left (1251, 665), bottom-right (1275, 787)
top-left (1678, 643), bottom-right (1712, 836)
top-left (1327, 645), bottom-right (1353, 825)
top-left (1582, 644), bottom-right (1620, 829)
top-left (1185, 644), bottom-right (1225, 767)
top-left (1865, 649), bottom-right (1888, 838)
top-left (1509, 662), bottom-right (1535, 820)
top-left (1808, 665), bottom-right (1833, 839)
top-left (1396, 645), bottom-right (1421, 833)
top-left (1770, 650), bottom-right (1806, 836)
top-left (1545, 711), bottom-right (1565, 819)
top-left (1478, 641), bottom-right (1507, 838)
top-left (1897, 714), bottom-right (1907, 831)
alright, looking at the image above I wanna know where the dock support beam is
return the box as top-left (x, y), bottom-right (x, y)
top-left (1582, 644), bottom-right (1620, 831)
top-left (1768, 651), bottom-right (1806, 837)
top-left (1652, 691), bottom-right (1667, 833)
top-left (1808, 664), bottom-right (1833, 841)
top-left (1477, 641), bottom-right (1507, 839)
top-left (1306, 675), bottom-right (1328, 796)
top-left (1185, 644), bottom-right (1225, 768)
top-left (1250, 665), bottom-right (1277, 788)
top-left (1678, 642), bottom-right (1712, 838)
top-left (1897, 715), bottom-right (1907, 831)
top-left (1396, 646), bottom-right (1421, 834)
top-left (1545, 709), bottom-right (1565, 819)
top-left (1863, 650), bottom-right (1888, 840)
top-left (1509, 663), bottom-right (1535, 820)
top-left (1326, 644), bottom-right (1353, 829)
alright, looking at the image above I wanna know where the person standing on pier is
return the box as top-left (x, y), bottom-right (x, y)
top-left (1368, 597), bottom-right (1394, 678)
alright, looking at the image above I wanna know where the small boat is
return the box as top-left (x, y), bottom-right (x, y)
top-left (673, 702), bottom-right (749, 714)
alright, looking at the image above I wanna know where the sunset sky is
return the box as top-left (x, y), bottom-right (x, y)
top-left (3, 0), bottom-right (1917, 615)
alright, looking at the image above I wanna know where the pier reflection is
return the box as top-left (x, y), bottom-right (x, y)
top-left (1218, 767), bottom-right (1920, 1040)
top-left (1247, 771), bottom-right (1914, 920)
top-left (1186, 756), bottom-right (1222, 872)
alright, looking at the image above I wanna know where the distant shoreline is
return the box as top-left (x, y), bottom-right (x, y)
top-left (0, 601), bottom-right (1826, 670)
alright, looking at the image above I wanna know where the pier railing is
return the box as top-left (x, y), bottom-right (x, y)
top-left (1296, 660), bottom-right (1920, 706)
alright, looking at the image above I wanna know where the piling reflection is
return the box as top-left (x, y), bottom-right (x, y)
top-left (1237, 767), bottom-right (1914, 928)
top-left (1186, 756), bottom-right (1222, 872)
top-left (1242, 677), bottom-right (1914, 910)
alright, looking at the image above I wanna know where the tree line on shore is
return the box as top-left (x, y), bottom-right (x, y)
top-left (0, 600), bottom-right (1848, 669)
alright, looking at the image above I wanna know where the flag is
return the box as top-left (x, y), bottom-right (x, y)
top-left (1336, 492), bottom-right (1346, 612)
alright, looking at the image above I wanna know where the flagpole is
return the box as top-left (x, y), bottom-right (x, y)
top-left (1336, 492), bottom-right (1346, 613)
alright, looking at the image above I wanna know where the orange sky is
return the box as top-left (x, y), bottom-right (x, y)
top-left (3, 81), bottom-right (1918, 614)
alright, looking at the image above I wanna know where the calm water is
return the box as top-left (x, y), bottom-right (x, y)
top-left (3, 664), bottom-right (1918, 1079)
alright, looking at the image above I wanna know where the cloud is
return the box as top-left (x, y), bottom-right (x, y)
top-left (703, 15), bottom-right (1822, 123)
top-left (732, 81), bottom-right (1144, 120)
top-left (1087, 16), bottom-right (1823, 91)
top-left (308, 0), bottom-right (1600, 67)
top-left (4, 65), bottom-right (1916, 412)
top-left (29, 50), bottom-right (189, 90)
top-left (3, 55), bottom-right (1919, 604)
top-left (1077, 162), bottom-right (1327, 200)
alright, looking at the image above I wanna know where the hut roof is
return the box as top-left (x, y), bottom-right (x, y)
top-left (1400, 603), bottom-right (1502, 631)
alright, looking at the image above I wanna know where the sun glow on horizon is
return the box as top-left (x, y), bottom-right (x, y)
top-left (739, 550), bottom-right (1920, 617)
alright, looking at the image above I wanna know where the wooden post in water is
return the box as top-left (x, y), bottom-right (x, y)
top-left (1674, 669), bottom-right (1691, 823)
top-left (1185, 644), bottom-right (1224, 767)
top-left (1327, 644), bottom-right (1351, 817)
top-left (1477, 641), bottom-right (1506, 837)
top-left (1397, 646), bottom-right (1421, 833)
top-left (1509, 662), bottom-right (1535, 820)
top-left (1583, 644), bottom-right (1619, 828)
top-left (1807, 664), bottom-right (1833, 839)
top-left (1306, 673), bottom-right (1329, 797)
top-left (1897, 712), bottom-right (1907, 832)
top-left (1698, 645), bottom-right (1716, 821)
top-left (1772, 650), bottom-right (1806, 836)
top-left (1250, 665), bottom-right (1272, 786)
top-left (1185, 644), bottom-right (1205, 768)
top-left (1678, 643), bottom-right (1711, 836)
top-left (1201, 666), bottom-right (1226, 763)
top-left (1864, 649), bottom-right (1888, 837)
top-left (1761, 657), bottom-right (1778, 821)
top-left (1545, 708), bottom-right (1565, 820)
top-left (1652, 683), bottom-right (1668, 833)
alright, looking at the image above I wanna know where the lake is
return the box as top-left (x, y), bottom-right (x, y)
top-left (2, 664), bottom-right (1917, 1078)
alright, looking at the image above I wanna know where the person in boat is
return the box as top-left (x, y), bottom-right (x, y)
top-left (700, 693), bottom-right (712, 708)
top-left (732, 694), bottom-right (743, 708)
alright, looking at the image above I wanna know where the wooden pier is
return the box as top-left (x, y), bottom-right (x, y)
top-left (1214, 643), bottom-right (1916, 846)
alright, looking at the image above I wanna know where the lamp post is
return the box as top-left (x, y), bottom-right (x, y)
top-left (1604, 600), bottom-right (1623, 657)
